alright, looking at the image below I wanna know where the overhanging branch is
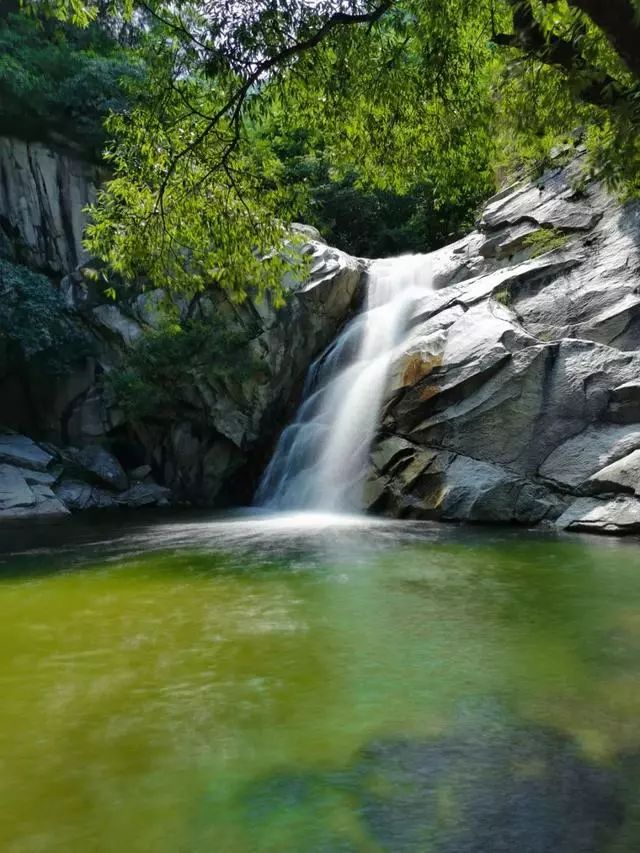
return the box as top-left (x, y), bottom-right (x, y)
top-left (155, 1), bottom-right (394, 210)
top-left (492, 0), bottom-right (636, 111)
top-left (568, 0), bottom-right (640, 80)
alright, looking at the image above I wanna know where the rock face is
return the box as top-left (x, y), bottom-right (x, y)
top-left (0, 433), bottom-right (170, 519)
top-left (53, 237), bottom-right (362, 505)
top-left (0, 137), bottom-right (101, 273)
top-left (0, 134), bottom-right (363, 516)
top-left (0, 132), bottom-right (362, 514)
top-left (4, 132), bottom-right (640, 535)
top-left (0, 227), bottom-right (361, 517)
top-left (365, 154), bottom-right (640, 535)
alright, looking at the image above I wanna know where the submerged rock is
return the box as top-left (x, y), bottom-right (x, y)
top-left (355, 724), bottom-right (622, 852)
top-left (232, 712), bottom-right (624, 853)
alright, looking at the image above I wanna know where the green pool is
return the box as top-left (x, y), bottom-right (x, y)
top-left (1, 512), bottom-right (639, 851)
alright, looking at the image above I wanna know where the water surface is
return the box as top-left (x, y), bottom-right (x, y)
top-left (1, 512), bottom-right (640, 851)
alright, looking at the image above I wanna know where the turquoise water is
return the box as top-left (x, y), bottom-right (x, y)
top-left (1, 512), bottom-right (640, 851)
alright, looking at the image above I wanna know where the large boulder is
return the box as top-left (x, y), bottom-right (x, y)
top-left (55, 480), bottom-right (119, 511)
top-left (0, 464), bottom-right (36, 509)
top-left (367, 155), bottom-right (640, 534)
top-left (67, 445), bottom-right (129, 491)
top-left (116, 482), bottom-right (171, 508)
top-left (0, 431), bottom-right (173, 520)
top-left (0, 434), bottom-right (55, 472)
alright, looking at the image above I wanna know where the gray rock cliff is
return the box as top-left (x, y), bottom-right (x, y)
top-left (0, 137), bottom-right (363, 516)
top-left (365, 155), bottom-right (640, 535)
top-left (3, 134), bottom-right (640, 535)
top-left (0, 137), bottom-right (101, 273)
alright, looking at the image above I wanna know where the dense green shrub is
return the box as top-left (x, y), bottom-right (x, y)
top-left (0, 12), bottom-right (139, 155)
top-left (305, 172), bottom-right (487, 258)
top-left (269, 129), bottom-right (492, 257)
top-left (108, 318), bottom-right (259, 421)
top-left (0, 258), bottom-right (92, 373)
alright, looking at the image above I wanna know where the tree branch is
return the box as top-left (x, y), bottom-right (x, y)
top-left (492, 0), bottom-right (637, 111)
top-left (154, 1), bottom-right (394, 210)
top-left (568, 0), bottom-right (640, 80)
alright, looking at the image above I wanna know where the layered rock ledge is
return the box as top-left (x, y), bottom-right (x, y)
top-left (0, 434), bottom-right (170, 518)
top-left (365, 155), bottom-right (640, 535)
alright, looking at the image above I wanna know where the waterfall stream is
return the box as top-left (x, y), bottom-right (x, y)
top-left (255, 255), bottom-right (434, 511)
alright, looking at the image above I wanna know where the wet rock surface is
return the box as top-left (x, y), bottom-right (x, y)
top-left (367, 156), bottom-right (640, 534)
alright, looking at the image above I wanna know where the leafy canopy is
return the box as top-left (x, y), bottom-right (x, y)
top-left (0, 258), bottom-right (93, 374)
top-left (83, 0), bottom-right (497, 298)
top-left (0, 10), bottom-right (139, 155)
top-left (18, 0), bottom-right (640, 298)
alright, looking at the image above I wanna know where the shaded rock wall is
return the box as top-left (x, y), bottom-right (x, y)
top-left (0, 137), bottom-right (101, 273)
top-left (60, 239), bottom-right (362, 505)
top-left (0, 235), bottom-right (362, 512)
top-left (0, 433), bottom-right (170, 518)
top-left (0, 137), bottom-right (363, 514)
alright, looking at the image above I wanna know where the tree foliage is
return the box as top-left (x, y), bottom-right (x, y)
top-left (0, 11), bottom-right (139, 155)
top-left (0, 258), bottom-right (93, 374)
top-left (16, 0), bottom-right (640, 297)
top-left (269, 127), bottom-right (492, 256)
top-left (108, 317), bottom-right (258, 420)
top-left (82, 0), bottom-right (498, 296)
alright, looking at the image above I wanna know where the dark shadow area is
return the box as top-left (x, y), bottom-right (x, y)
top-left (234, 708), bottom-right (631, 852)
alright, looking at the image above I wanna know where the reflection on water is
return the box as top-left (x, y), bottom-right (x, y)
top-left (1, 512), bottom-right (640, 851)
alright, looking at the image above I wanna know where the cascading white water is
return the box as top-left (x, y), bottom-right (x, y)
top-left (255, 255), bottom-right (434, 512)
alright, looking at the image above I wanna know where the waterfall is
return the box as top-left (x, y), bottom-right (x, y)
top-left (255, 255), bottom-right (434, 512)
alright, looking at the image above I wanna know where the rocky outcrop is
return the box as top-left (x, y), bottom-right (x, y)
top-left (0, 131), bottom-right (363, 515)
top-left (366, 154), bottom-right (640, 535)
top-left (51, 236), bottom-right (362, 505)
top-left (0, 137), bottom-right (101, 274)
top-left (5, 131), bottom-right (640, 535)
top-left (0, 231), bottom-right (361, 518)
top-left (0, 432), bottom-right (170, 519)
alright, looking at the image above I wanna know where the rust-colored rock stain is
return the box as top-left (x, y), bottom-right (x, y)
top-left (419, 384), bottom-right (441, 402)
top-left (401, 353), bottom-right (443, 388)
